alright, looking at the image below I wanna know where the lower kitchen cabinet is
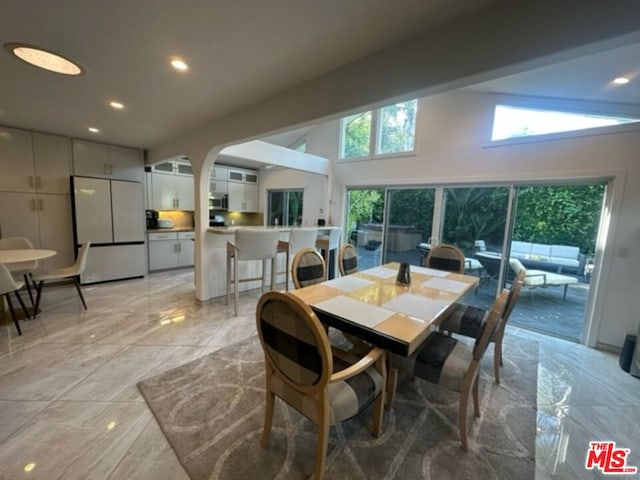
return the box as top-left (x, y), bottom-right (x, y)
top-left (148, 231), bottom-right (195, 271)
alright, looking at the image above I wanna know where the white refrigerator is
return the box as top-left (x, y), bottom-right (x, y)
top-left (71, 176), bottom-right (146, 284)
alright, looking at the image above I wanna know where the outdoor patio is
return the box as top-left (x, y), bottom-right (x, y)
top-left (355, 244), bottom-right (589, 342)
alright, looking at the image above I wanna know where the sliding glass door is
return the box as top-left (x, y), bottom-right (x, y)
top-left (345, 188), bottom-right (385, 270)
top-left (267, 189), bottom-right (304, 226)
top-left (382, 188), bottom-right (436, 266)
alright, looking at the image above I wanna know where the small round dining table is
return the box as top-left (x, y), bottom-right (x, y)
top-left (0, 249), bottom-right (57, 323)
top-left (0, 249), bottom-right (57, 264)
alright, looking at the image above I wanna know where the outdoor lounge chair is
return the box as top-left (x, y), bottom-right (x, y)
top-left (508, 258), bottom-right (578, 300)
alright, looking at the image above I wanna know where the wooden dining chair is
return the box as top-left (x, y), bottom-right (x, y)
top-left (291, 248), bottom-right (326, 289)
top-left (386, 289), bottom-right (509, 451)
top-left (33, 242), bottom-right (91, 312)
top-left (277, 227), bottom-right (318, 290)
top-left (439, 270), bottom-right (525, 384)
top-left (0, 262), bottom-right (31, 335)
top-left (426, 243), bottom-right (466, 273)
top-left (256, 291), bottom-right (386, 479)
top-left (338, 243), bottom-right (358, 276)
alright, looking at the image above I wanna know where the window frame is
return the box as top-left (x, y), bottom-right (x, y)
top-left (487, 98), bottom-right (640, 147)
top-left (339, 99), bottom-right (418, 161)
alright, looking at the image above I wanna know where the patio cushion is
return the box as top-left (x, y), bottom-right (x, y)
top-left (510, 241), bottom-right (531, 256)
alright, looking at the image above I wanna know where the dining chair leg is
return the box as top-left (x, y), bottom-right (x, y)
top-left (314, 402), bottom-right (330, 480)
top-left (385, 367), bottom-right (398, 410)
top-left (493, 343), bottom-right (501, 385)
top-left (372, 356), bottom-right (386, 437)
top-left (472, 375), bottom-right (480, 417)
top-left (226, 254), bottom-right (231, 307)
top-left (459, 381), bottom-right (471, 451)
top-left (73, 277), bottom-right (87, 310)
top-left (233, 256), bottom-right (239, 317)
top-left (4, 293), bottom-right (22, 335)
top-left (34, 280), bottom-right (44, 312)
top-left (261, 389), bottom-right (275, 448)
top-left (270, 257), bottom-right (276, 291)
top-left (285, 250), bottom-right (290, 291)
top-left (23, 273), bottom-right (35, 307)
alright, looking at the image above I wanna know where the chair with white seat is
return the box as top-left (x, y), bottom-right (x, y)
top-left (315, 228), bottom-right (341, 279)
top-left (277, 227), bottom-right (318, 290)
top-left (0, 262), bottom-right (31, 335)
top-left (33, 242), bottom-right (91, 312)
top-left (0, 237), bottom-right (38, 306)
top-left (227, 230), bottom-right (280, 316)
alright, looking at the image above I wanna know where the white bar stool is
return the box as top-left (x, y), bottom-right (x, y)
top-left (315, 227), bottom-right (341, 280)
top-left (277, 227), bottom-right (318, 290)
top-left (226, 229), bottom-right (280, 316)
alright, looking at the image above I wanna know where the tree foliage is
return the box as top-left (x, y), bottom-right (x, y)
top-left (513, 185), bottom-right (604, 255)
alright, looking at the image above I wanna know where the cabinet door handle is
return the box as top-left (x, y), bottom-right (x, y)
top-left (176, 198), bottom-right (180, 208)
top-left (28, 176), bottom-right (34, 188)
top-left (109, 164), bottom-right (113, 175)
top-left (30, 198), bottom-right (36, 210)
top-left (178, 243), bottom-right (182, 252)
top-left (36, 176), bottom-right (42, 189)
top-left (38, 199), bottom-right (44, 210)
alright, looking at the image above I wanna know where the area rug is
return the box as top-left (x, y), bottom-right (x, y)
top-left (138, 334), bottom-right (538, 479)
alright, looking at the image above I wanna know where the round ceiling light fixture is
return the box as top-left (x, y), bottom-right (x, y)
top-left (170, 57), bottom-right (189, 72)
top-left (5, 43), bottom-right (84, 75)
top-left (612, 76), bottom-right (629, 85)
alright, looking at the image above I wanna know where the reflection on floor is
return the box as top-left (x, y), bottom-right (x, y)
top-left (0, 270), bottom-right (637, 479)
top-left (359, 244), bottom-right (589, 342)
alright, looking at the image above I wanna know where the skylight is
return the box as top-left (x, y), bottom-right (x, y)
top-left (491, 104), bottom-right (640, 141)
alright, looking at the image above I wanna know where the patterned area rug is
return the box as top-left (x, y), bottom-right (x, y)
top-left (138, 334), bottom-right (537, 479)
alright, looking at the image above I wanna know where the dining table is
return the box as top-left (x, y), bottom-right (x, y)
top-left (0, 249), bottom-right (57, 265)
top-left (289, 262), bottom-right (479, 356)
top-left (0, 248), bottom-right (57, 322)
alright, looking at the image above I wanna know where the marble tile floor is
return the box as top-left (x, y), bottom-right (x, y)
top-left (0, 269), bottom-right (638, 479)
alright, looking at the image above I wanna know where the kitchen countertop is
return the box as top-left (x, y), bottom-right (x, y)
top-left (207, 225), bottom-right (341, 234)
top-left (147, 228), bottom-right (195, 233)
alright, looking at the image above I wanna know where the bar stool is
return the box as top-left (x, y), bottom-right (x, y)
top-left (315, 228), bottom-right (341, 280)
top-left (277, 227), bottom-right (318, 290)
top-left (226, 229), bottom-right (280, 316)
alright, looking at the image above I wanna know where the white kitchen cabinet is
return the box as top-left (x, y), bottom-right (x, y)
top-left (0, 127), bottom-right (71, 194)
top-left (174, 175), bottom-right (195, 210)
top-left (0, 191), bottom-right (73, 272)
top-left (210, 179), bottom-right (228, 195)
top-left (212, 165), bottom-right (228, 180)
top-left (72, 139), bottom-right (142, 182)
top-left (226, 167), bottom-right (259, 212)
top-left (148, 231), bottom-right (194, 271)
top-left (149, 160), bottom-right (194, 211)
top-left (228, 182), bottom-right (258, 212)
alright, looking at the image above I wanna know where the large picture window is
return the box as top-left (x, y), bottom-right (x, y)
top-left (340, 100), bottom-right (417, 159)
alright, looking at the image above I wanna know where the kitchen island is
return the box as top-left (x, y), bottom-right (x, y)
top-left (205, 226), bottom-right (341, 298)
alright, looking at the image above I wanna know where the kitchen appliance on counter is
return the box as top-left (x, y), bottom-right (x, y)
top-left (158, 218), bottom-right (174, 228)
top-left (72, 176), bottom-right (145, 284)
top-left (146, 209), bottom-right (159, 229)
top-left (209, 214), bottom-right (225, 227)
top-left (209, 193), bottom-right (228, 210)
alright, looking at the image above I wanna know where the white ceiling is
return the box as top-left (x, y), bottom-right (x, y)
top-left (0, 0), bottom-right (493, 149)
top-left (467, 41), bottom-right (640, 106)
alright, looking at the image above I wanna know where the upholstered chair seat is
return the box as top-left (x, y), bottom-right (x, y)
top-left (438, 270), bottom-right (525, 384)
top-left (387, 290), bottom-right (509, 451)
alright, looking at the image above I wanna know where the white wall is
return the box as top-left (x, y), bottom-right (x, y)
top-left (259, 168), bottom-right (328, 226)
top-left (303, 90), bottom-right (640, 350)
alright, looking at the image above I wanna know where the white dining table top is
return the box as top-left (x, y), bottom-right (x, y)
top-left (0, 249), bottom-right (57, 264)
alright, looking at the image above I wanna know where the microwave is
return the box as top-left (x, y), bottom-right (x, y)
top-left (209, 193), bottom-right (228, 210)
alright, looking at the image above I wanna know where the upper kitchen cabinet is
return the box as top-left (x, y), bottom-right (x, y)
top-left (72, 139), bottom-right (143, 182)
top-left (227, 167), bottom-right (259, 212)
top-left (0, 127), bottom-right (71, 194)
top-left (149, 160), bottom-right (195, 210)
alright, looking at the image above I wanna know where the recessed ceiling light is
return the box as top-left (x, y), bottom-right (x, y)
top-left (612, 76), bottom-right (629, 85)
top-left (170, 58), bottom-right (189, 72)
top-left (109, 101), bottom-right (125, 110)
top-left (5, 43), bottom-right (84, 75)
top-left (88, 127), bottom-right (100, 133)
